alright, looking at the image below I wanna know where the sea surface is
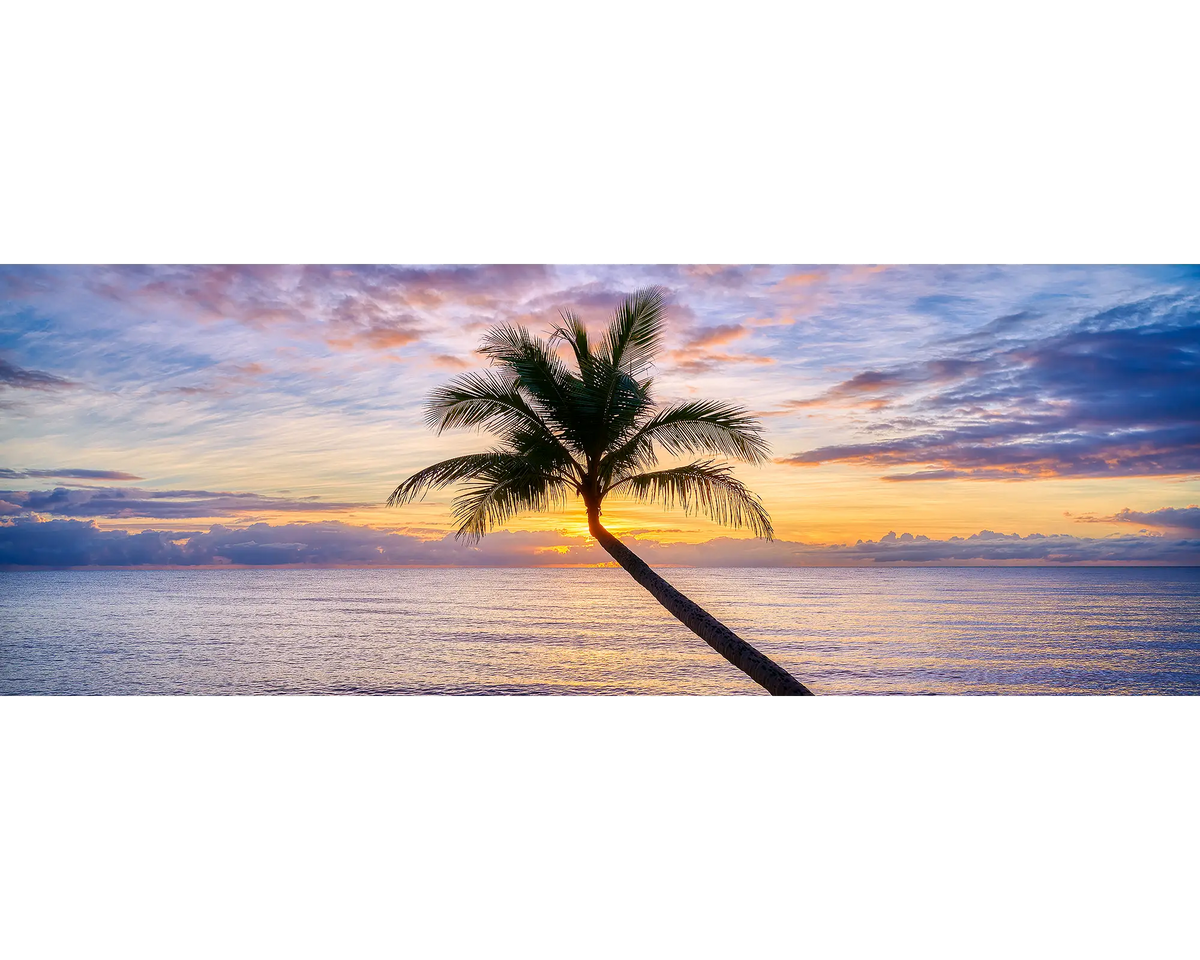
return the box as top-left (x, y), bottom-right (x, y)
top-left (2, 567), bottom-right (1199, 695)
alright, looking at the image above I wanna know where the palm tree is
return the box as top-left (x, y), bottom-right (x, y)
top-left (388, 287), bottom-right (813, 696)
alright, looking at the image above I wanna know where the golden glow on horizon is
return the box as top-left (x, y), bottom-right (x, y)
top-left (82, 462), bottom-right (1198, 548)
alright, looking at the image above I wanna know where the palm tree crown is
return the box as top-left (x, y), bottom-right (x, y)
top-left (388, 286), bottom-right (774, 543)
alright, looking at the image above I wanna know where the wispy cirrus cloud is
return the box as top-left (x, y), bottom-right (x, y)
top-left (1, 263), bottom-right (556, 360)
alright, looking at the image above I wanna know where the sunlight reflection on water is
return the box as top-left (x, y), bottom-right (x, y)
top-left (2, 567), bottom-right (1198, 695)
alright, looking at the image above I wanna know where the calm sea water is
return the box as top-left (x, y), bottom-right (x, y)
top-left (2, 567), bottom-right (1199, 695)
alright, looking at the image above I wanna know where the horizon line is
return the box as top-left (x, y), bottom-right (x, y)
top-left (3, 562), bottom-right (1198, 572)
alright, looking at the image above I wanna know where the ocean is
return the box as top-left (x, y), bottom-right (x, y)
top-left (2, 566), bottom-right (1199, 695)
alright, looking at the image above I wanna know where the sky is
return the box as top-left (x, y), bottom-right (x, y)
top-left (1, 264), bottom-right (1198, 566)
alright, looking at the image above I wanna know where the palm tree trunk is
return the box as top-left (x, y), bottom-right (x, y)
top-left (587, 510), bottom-right (813, 696)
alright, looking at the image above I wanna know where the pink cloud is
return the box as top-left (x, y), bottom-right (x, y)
top-left (682, 323), bottom-right (747, 349)
top-left (665, 351), bottom-right (775, 374)
top-left (429, 354), bottom-right (473, 370)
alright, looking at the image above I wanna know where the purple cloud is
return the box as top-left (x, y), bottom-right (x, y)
top-left (0, 486), bottom-right (369, 520)
top-left (0, 467), bottom-right (144, 481)
top-left (780, 292), bottom-right (1200, 479)
top-left (786, 358), bottom-right (991, 410)
top-left (0, 358), bottom-right (77, 391)
top-left (2, 518), bottom-right (1195, 568)
top-left (1088, 505), bottom-right (1200, 533)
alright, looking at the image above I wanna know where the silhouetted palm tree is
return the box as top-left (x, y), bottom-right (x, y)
top-left (388, 287), bottom-right (812, 695)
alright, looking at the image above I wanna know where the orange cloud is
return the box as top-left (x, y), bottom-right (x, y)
top-left (360, 328), bottom-right (422, 350)
top-left (776, 396), bottom-right (892, 412)
top-left (773, 270), bottom-right (826, 289)
top-left (682, 323), bottom-right (747, 349)
top-left (429, 354), bottom-right (472, 369)
top-left (746, 315), bottom-right (799, 327)
top-left (666, 351), bottom-right (776, 374)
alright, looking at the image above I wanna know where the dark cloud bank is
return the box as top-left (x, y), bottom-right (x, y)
top-left (1, 518), bottom-right (1196, 568)
top-left (781, 292), bottom-right (1200, 480)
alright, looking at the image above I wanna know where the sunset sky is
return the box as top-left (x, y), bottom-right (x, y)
top-left (2, 264), bottom-right (1198, 566)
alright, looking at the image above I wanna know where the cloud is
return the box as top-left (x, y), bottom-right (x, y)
top-left (522, 282), bottom-right (636, 321)
top-left (619, 529), bottom-right (1200, 566)
top-left (0, 357), bottom-right (77, 391)
top-left (429, 354), bottom-right (473, 370)
top-left (0, 486), bottom-right (370, 520)
top-left (2, 264), bottom-right (556, 358)
top-left (1, 517), bottom-right (1195, 568)
top-left (665, 351), bottom-right (775, 374)
top-left (0, 467), bottom-right (144, 481)
top-left (772, 270), bottom-right (829, 289)
top-left (938, 311), bottom-right (1040, 346)
top-left (1082, 505), bottom-right (1200, 533)
top-left (660, 307), bottom-right (777, 373)
top-left (165, 361), bottom-right (270, 397)
top-left (878, 470), bottom-right (964, 482)
top-left (819, 530), bottom-right (1199, 564)
top-left (0, 519), bottom-right (602, 567)
top-left (782, 421), bottom-right (1200, 480)
top-left (323, 297), bottom-right (425, 352)
top-left (131, 265), bottom-right (551, 327)
top-left (780, 292), bottom-right (1200, 479)
top-left (675, 265), bottom-right (768, 288)
top-left (785, 358), bottom-right (990, 410)
top-left (682, 323), bottom-right (747, 350)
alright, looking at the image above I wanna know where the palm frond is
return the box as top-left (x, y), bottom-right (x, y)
top-left (477, 322), bottom-right (584, 446)
top-left (600, 399), bottom-right (770, 482)
top-left (386, 453), bottom-right (519, 507)
top-left (451, 461), bottom-right (573, 542)
top-left (503, 423), bottom-right (586, 487)
top-left (598, 368), bottom-right (655, 443)
top-left (550, 310), bottom-right (596, 385)
top-left (608, 460), bottom-right (774, 540)
top-left (424, 368), bottom-right (538, 434)
top-left (556, 286), bottom-right (667, 458)
top-left (478, 324), bottom-right (574, 403)
top-left (598, 286), bottom-right (666, 377)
